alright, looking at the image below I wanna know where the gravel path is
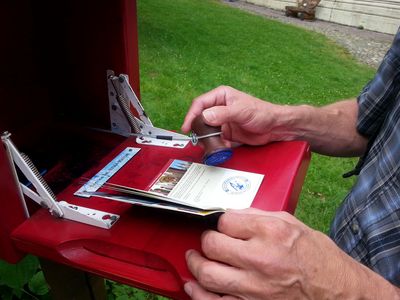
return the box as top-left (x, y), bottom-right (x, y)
top-left (223, 0), bottom-right (395, 68)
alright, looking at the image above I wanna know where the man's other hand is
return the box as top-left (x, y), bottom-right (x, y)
top-left (184, 208), bottom-right (372, 300)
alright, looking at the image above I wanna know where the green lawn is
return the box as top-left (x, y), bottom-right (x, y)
top-left (0, 0), bottom-right (375, 299)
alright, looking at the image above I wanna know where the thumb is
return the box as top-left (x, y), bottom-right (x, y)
top-left (202, 105), bottom-right (241, 126)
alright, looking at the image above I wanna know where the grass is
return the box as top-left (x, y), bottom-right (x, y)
top-left (0, 0), bottom-right (376, 299)
top-left (138, 0), bottom-right (373, 131)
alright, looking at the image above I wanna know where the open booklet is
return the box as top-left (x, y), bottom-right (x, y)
top-left (77, 157), bottom-right (265, 216)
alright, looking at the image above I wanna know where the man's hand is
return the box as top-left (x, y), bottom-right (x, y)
top-left (181, 86), bottom-right (293, 146)
top-left (182, 86), bottom-right (367, 156)
top-left (184, 208), bottom-right (398, 299)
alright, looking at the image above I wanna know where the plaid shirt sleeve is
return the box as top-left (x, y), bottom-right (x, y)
top-left (357, 29), bottom-right (400, 138)
top-left (330, 28), bottom-right (400, 286)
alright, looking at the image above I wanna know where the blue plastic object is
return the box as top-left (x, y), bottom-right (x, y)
top-left (203, 148), bottom-right (233, 166)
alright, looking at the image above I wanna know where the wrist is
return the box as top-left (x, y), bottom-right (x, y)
top-left (270, 103), bottom-right (315, 141)
top-left (350, 262), bottom-right (400, 300)
top-left (304, 231), bottom-right (400, 300)
top-left (326, 235), bottom-right (400, 300)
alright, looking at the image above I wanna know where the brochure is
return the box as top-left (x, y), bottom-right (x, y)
top-left (80, 159), bottom-right (265, 216)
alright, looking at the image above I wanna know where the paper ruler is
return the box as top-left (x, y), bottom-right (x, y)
top-left (75, 147), bottom-right (140, 198)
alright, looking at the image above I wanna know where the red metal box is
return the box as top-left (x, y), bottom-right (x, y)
top-left (8, 137), bottom-right (310, 299)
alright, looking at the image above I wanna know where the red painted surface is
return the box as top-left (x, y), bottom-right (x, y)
top-left (122, 0), bottom-right (141, 98)
top-left (11, 138), bottom-right (310, 299)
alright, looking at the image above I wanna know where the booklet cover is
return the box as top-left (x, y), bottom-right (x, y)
top-left (79, 157), bottom-right (264, 216)
top-left (148, 160), bottom-right (264, 211)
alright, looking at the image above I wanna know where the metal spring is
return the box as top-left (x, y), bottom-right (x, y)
top-left (20, 153), bottom-right (57, 203)
top-left (110, 76), bottom-right (142, 134)
top-left (116, 93), bottom-right (142, 133)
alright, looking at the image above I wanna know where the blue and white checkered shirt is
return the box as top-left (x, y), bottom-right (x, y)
top-left (330, 28), bottom-right (400, 285)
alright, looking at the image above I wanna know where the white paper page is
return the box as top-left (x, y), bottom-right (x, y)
top-left (149, 160), bottom-right (264, 210)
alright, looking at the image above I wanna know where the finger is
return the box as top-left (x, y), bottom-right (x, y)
top-left (227, 208), bottom-right (304, 226)
top-left (201, 230), bottom-right (249, 269)
top-left (220, 135), bottom-right (233, 148)
top-left (217, 211), bottom-right (297, 240)
top-left (186, 250), bottom-right (248, 296)
top-left (184, 281), bottom-right (220, 300)
top-left (181, 86), bottom-right (229, 132)
top-left (220, 124), bottom-right (233, 144)
top-left (217, 211), bottom-right (264, 240)
top-left (184, 281), bottom-right (242, 300)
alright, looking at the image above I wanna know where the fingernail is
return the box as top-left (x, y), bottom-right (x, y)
top-left (203, 109), bottom-right (216, 122)
top-left (185, 249), bottom-right (193, 260)
top-left (184, 282), bottom-right (193, 296)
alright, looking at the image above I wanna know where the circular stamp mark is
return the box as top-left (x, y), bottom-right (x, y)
top-left (222, 176), bottom-right (251, 194)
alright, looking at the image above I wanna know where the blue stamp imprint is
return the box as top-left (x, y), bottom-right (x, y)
top-left (222, 176), bottom-right (251, 194)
